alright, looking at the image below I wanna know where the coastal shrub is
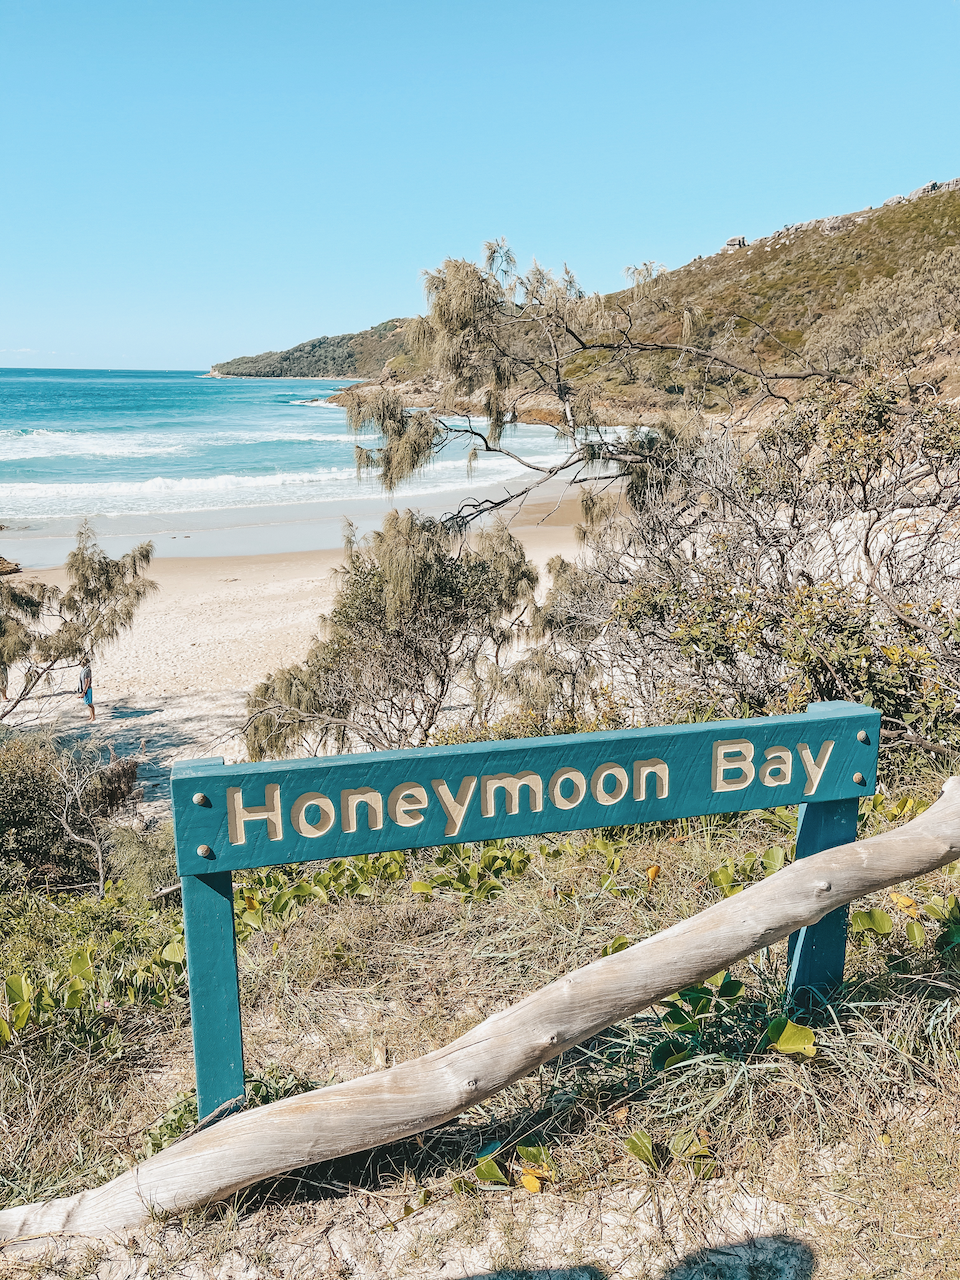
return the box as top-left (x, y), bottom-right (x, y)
top-left (0, 733), bottom-right (141, 888)
top-left (108, 821), bottom-right (177, 897)
top-left (244, 510), bottom-right (538, 757)
top-left (340, 206), bottom-right (960, 528)
top-left (429, 695), bottom-right (627, 747)
top-left (804, 244), bottom-right (960, 373)
top-left (0, 522), bottom-right (156, 726)
top-left (0, 735), bottom-right (69, 884)
top-left (525, 379), bottom-right (960, 770)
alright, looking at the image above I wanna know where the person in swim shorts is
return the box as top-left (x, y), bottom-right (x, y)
top-left (78, 654), bottom-right (95, 722)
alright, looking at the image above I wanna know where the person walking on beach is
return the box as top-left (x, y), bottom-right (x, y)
top-left (78, 653), bottom-right (95, 722)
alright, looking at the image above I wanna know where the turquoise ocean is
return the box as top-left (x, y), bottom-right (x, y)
top-left (0, 369), bottom-right (567, 567)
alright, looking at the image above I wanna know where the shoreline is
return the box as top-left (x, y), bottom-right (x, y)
top-left (0, 473), bottom-right (583, 569)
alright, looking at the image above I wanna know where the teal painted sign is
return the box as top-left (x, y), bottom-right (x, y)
top-left (172, 701), bottom-right (880, 1118)
top-left (173, 703), bottom-right (878, 873)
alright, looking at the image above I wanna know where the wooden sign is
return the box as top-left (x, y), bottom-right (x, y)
top-left (171, 701), bottom-right (880, 1118)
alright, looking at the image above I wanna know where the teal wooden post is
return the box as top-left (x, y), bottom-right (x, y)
top-left (181, 871), bottom-right (245, 1118)
top-left (786, 796), bottom-right (860, 1001)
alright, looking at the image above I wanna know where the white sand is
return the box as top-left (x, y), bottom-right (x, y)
top-left (17, 500), bottom-right (583, 816)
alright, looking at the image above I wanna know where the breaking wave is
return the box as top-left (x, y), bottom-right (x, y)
top-left (0, 453), bottom-right (559, 519)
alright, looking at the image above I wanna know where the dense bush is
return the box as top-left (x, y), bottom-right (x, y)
top-left (513, 379), bottom-right (960, 773)
top-left (108, 821), bottom-right (176, 897)
top-left (0, 733), bottom-right (140, 887)
top-left (245, 510), bottom-right (538, 757)
top-left (0, 737), bottom-right (69, 883)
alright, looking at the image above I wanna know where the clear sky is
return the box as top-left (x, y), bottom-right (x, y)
top-left (2, 0), bottom-right (959, 370)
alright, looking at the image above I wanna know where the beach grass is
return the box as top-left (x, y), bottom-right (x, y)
top-left (3, 782), bottom-right (960, 1277)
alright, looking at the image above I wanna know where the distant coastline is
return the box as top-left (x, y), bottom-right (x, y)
top-left (205, 370), bottom-right (364, 381)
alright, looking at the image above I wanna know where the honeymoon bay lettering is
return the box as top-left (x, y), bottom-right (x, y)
top-left (223, 737), bottom-right (834, 845)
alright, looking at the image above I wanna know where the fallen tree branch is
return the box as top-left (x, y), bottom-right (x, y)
top-left (5, 777), bottom-right (960, 1245)
top-left (148, 883), bottom-right (182, 901)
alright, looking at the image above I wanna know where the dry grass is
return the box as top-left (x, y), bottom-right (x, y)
top-left (2, 797), bottom-right (960, 1277)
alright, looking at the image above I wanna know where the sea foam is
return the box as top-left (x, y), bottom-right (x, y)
top-left (0, 455), bottom-right (559, 519)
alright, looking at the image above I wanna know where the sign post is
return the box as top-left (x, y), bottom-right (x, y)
top-left (786, 796), bottom-right (861, 998)
top-left (172, 701), bottom-right (879, 1118)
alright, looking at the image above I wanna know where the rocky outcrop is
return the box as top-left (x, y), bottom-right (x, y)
top-left (728, 179), bottom-right (960, 254)
top-left (885, 178), bottom-right (960, 207)
top-left (0, 556), bottom-right (21, 576)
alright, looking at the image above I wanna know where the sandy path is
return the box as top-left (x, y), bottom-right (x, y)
top-left (15, 501), bottom-right (582, 817)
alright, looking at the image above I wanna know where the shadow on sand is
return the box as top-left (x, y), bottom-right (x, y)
top-left (456, 1236), bottom-right (817, 1279)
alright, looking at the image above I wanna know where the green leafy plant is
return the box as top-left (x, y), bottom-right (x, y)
top-left (905, 920), bottom-right (927, 948)
top-left (412, 840), bottom-right (532, 902)
top-left (849, 907), bottom-right (895, 943)
top-left (923, 891), bottom-right (960, 955)
top-left (600, 934), bottom-right (631, 958)
top-left (765, 1017), bottom-right (817, 1058)
top-left (648, 972), bottom-right (820, 1072)
top-left (0, 888), bottom-right (187, 1044)
top-left (624, 1126), bottom-right (717, 1178)
top-left (474, 1155), bottom-right (509, 1185)
top-left (514, 1143), bottom-right (557, 1193)
top-left (591, 833), bottom-right (636, 896)
top-left (708, 845), bottom-right (789, 898)
top-left (0, 938), bottom-right (185, 1043)
top-left (669, 1129), bottom-right (719, 1178)
top-left (624, 1128), bottom-right (660, 1171)
top-left (142, 1092), bottom-right (199, 1157)
top-left (246, 1063), bottom-right (318, 1106)
top-left (651, 973), bottom-right (747, 1070)
top-left (470, 1139), bottom-right (558, 1192)
top-left (864, 793), bottom-right (929, 826)
top-left (232, 851), bottom-right (409, 940)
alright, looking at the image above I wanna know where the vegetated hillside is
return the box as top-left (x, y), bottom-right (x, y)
top-left (555, 181), bottom-right (960, 415)
top-left (619, 181), bottom-right (960, 362)
top-left (210, 319), bottom-right (409, 379)
top-left (212, 180), bottom-right (960, 392)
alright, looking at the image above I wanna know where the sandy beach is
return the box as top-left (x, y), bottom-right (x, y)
top-left (14, 492), bottom-right (584, 817)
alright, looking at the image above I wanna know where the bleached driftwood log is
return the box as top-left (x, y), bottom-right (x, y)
top-left (4, 777), bottom-right (960, 1246)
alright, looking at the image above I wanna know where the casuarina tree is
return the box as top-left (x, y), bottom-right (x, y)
top-left (0, 522), bottom-right (157, 722)
top-left (244, 510), bottom-right (537, 758)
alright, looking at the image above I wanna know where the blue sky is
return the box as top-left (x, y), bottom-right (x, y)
top-left (2, 0), bottom-right (959, 370)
